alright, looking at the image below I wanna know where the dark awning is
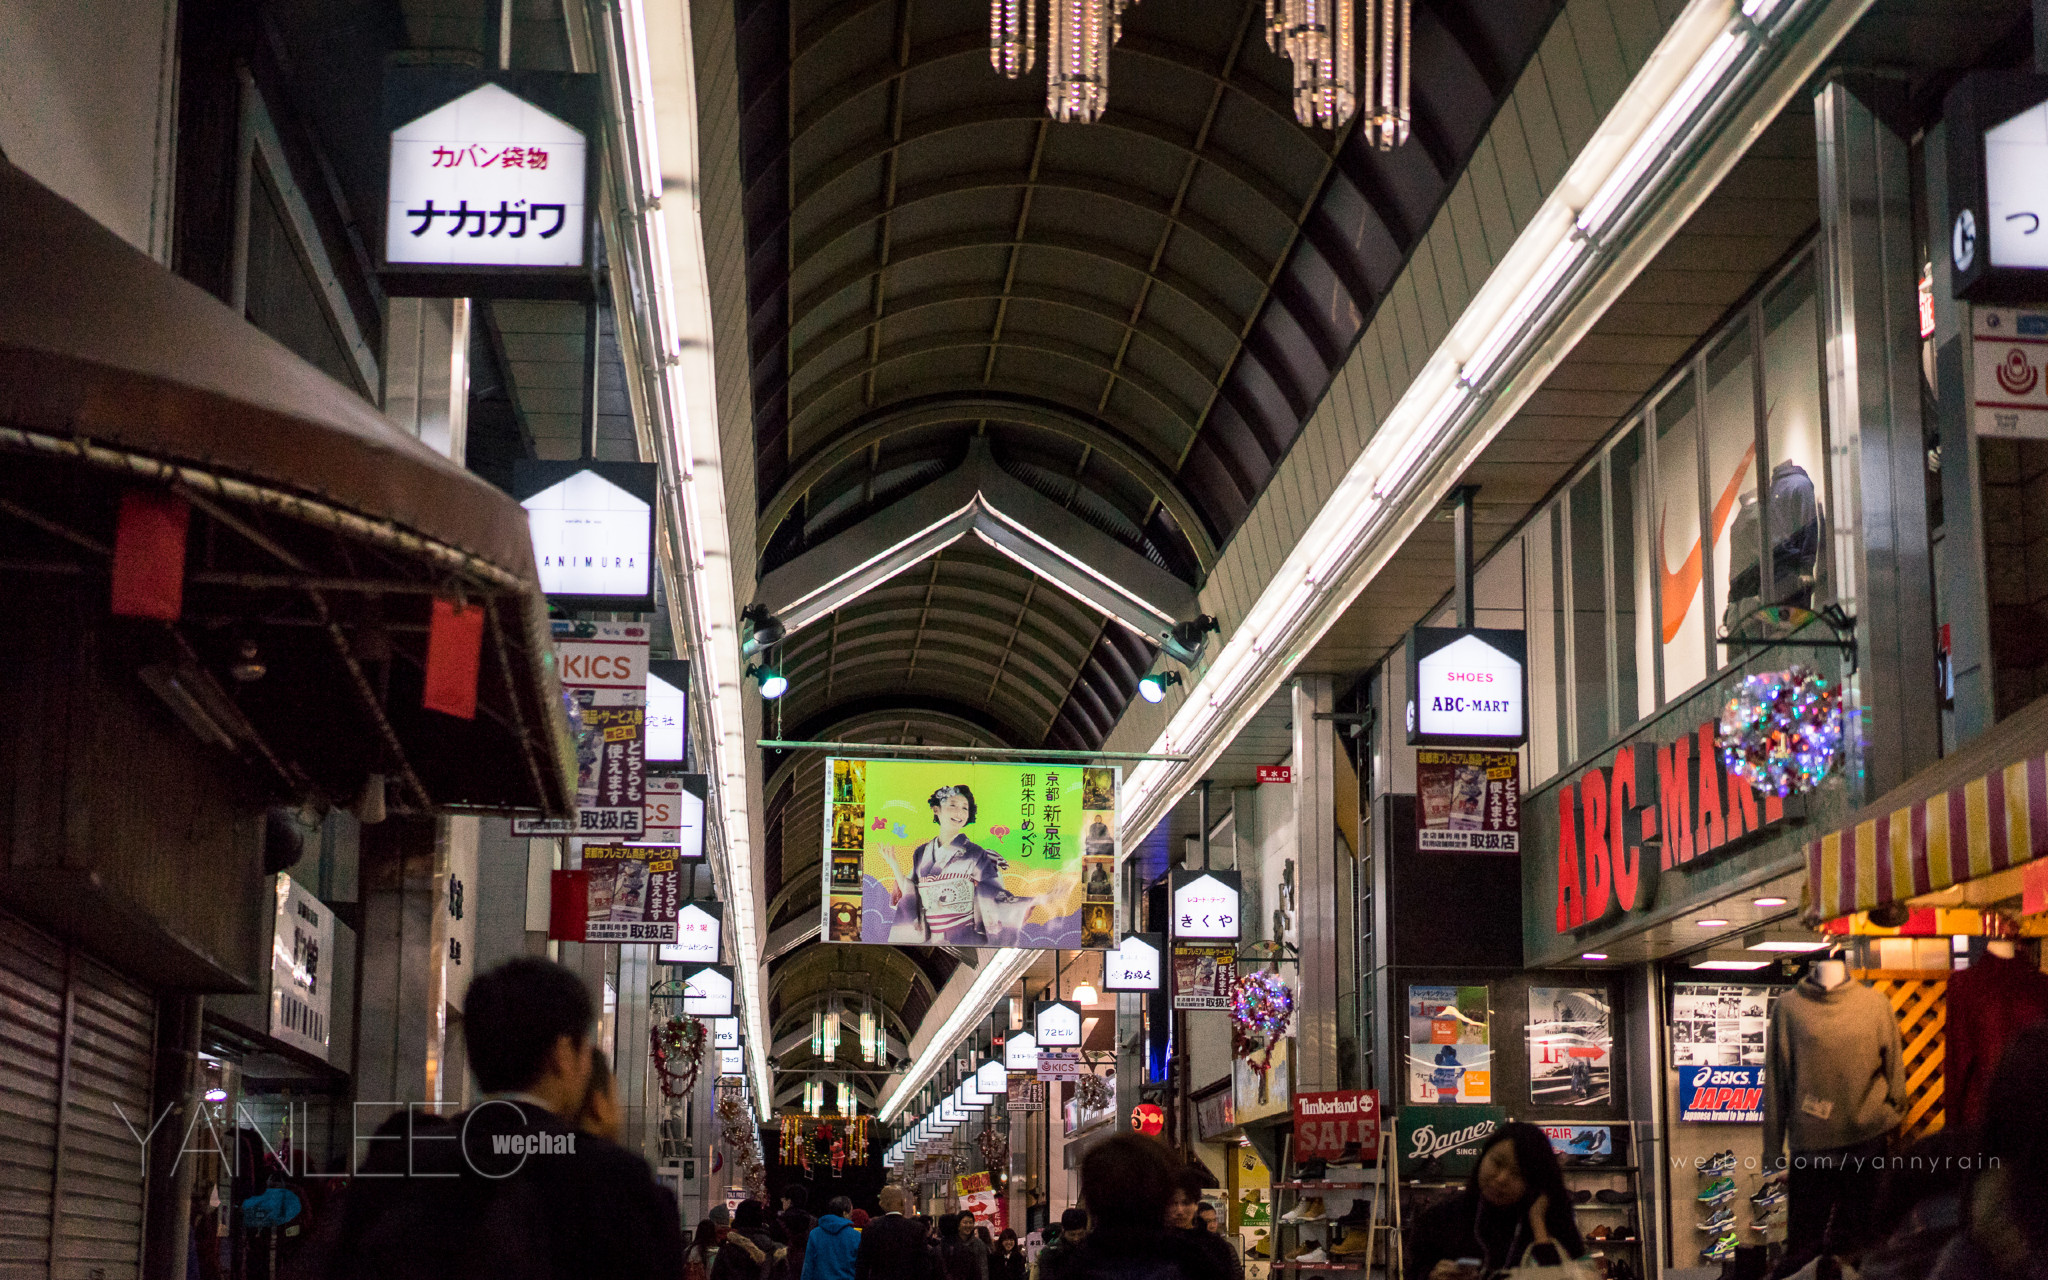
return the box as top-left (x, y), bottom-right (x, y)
top-left (0, 158), bottom-right (574, 816)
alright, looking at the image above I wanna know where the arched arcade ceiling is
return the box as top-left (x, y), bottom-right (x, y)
top-left (723, 0), bottom-right (1566, 1093)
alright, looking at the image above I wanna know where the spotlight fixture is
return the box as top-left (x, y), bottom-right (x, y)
top-left (1580, 952), bottom-right (1608, 961)
top-left (1072, 982), bottom-right (1099, 1005)
top-left (1753, 896), bottom-right (1789, 908)
top-left (1137, 670), bottom-right (1182, 703)
top-left (1696, 919), bottom-right (1730, 928)
top-left (739, 603), bottom-right (786, 658)
top-left (748, 662), bottom-right (788, 700)
top-left (229, 638), bottom-right (266, 683)
top-left (1159, 615), bottom-right (1219, 667)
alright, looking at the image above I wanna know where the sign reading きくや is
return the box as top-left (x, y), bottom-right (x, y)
top-left (386, 79), bottom-right (587, 270)
top-left (1406, 627), bottom-right (1528, 748)
top-left (1170, 869), bottom-right (1242, 939)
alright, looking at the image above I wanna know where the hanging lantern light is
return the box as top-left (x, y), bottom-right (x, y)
top-left (1266, 0), bottom-right (1407, 142)
top-left (991, 0), bottom-right (1035, 78)
top-left (1362, 0), bottom-right (1411, 148)
top-left (811, 1010), bottom-right (822, 1058)
top-left (822, 1007), bottom-right (840, 1064)
top-left (991, 0), bottom-right (1136, 123)
top-left (860, 1006), bottom-right (880, 1064)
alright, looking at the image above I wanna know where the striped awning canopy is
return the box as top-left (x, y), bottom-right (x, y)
top-left (1807, 697), bottom-right (2048, 922)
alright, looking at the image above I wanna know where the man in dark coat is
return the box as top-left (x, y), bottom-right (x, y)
top-left (855, 1185), bottom-right (937, 1280)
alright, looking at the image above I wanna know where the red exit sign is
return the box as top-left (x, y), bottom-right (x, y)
top-left (1257, 765), bottom-right (1292, 784)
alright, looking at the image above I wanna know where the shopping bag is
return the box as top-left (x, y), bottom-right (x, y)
top-left (1495, 1241), bottom-right (1595, 1280)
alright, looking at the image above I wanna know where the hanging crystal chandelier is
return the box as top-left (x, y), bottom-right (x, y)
top-left (1265, 0), bottom-right (1408, 144)
top-left (989, 0), bottom-right (1137, 124)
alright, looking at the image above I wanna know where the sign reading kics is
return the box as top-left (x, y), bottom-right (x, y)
top-left (1406, 627), bottom-right (1528, 748)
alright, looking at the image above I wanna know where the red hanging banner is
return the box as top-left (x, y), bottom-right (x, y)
top-left (423, 597), bottom-right (486, 718)
top-left (110, 491), bottom-right (189, 621)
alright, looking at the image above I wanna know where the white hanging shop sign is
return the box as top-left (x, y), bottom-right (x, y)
top-left (1947, 72), bottom-right (2048, 303)
top-left (1405, 627), bottom-right (1528, 748)
top-left (381, 70), bottom-right (599, 297)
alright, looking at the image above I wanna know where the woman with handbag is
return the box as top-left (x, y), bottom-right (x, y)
top-left (1408, 1124), bottom-right (1585, 1280)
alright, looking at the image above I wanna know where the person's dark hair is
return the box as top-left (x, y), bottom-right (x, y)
top-left (959, 1209), bottom-right (976, 1224)
top-left (734, 1200), bottom-right (769, 1234)
top-left (1080, 1133), bottom-right (1176, 1237)
top-left (1469, 1123), bottom-right (1582, 1257)
top-left (1172, 1165), bottom-right (1208, 1202)
top-left (999, 1228), bottom-right (1018, 1246)
top-left (929, 785), bottom-right (978, 824)
top-left (1983, 1020), bottom-right (2048, 1252)
top-left (937, 1213), bottom-right (960, 1243)
top-left (1059, 1207), bottom-right (1088, 1232)
top-left (826, 1195), bottom-right (854, 1218)
top-left (577, 1049), bottom-right (613, 1121)
top-left (463, 958), bottom-right (593, 1092)
top-left (783, 1184), bottom-right (810, 1211)
top-left (690, 1221), bottom-right (719, 1257)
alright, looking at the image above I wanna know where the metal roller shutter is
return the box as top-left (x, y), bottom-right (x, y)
top-left (0, 912), bottom-right (155, 1280)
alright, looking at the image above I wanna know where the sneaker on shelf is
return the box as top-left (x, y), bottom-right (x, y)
top-left (1280, 1198), bottom-right (1327, 1224)
top-left (1587, 1227), bottom-right (1611, 1241)
top-left (1747, 1219), bottom-right (1777, 1235)
top-left (1701, 1151), bottom-right (1737, 1175)
top-left (1700, 1233), bottom-right (1738, 1262)
top-left (1329, 1229), bottom-right (1372, 1257)
top-left (1298, 1159), bottom-right (1329, 1182)
top-left (1294, 1246), bottom-right (1329, 1264)
top-left (1696, 1177), bottom-right (1736, 1206)
top-left (1751, 1182), bottom-right (1787, 1211)
top-left (1611, 1224), bottom-right (1637, 1241)
top-left (1247, 1241), bottom-right (1270, 1260)
top-left (1571, 1189), bottom-right (1593, 1205)
top-left (1335, 1202), bottom-right (1374, 1229)
top-left (1594, 1189), bottom-right (1633, 1205)
top-left (1696, 1207), bottom-right (1734, 1233)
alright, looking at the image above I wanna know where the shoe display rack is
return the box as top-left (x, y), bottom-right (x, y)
top-left (1559, 1121), bottom-right (1644, 1280)
top-left (1692, 1153), bottom-right (1786, 1264)
top-left (1266, 1129), bottom-right (1402, 1276)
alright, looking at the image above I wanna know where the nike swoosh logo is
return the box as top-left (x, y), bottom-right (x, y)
top-left (1659, 443), bottom-right (1756, 644)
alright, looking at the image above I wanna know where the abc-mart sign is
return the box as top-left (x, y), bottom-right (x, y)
top-left (1406, 627), bottom-right (1527, 749)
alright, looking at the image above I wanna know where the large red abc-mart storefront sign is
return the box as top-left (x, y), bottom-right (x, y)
top-left (1552, 719), bottom-right (1787, 931)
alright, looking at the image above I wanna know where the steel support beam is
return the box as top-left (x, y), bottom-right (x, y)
top-left (1291, 675), bottom-right (1339, 1091)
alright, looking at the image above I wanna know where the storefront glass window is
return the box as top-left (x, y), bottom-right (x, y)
top-left (1760, 257), bottom-right (1829, 609)
top-left (1571, 467), bottom-right (1610, 753)
top-left (1656, 375), bottom-right (1709, 698)
top-left (1610, 423), bottom-right (1654, 724)
top-left (1705, 320), bottom-right (1762, 663)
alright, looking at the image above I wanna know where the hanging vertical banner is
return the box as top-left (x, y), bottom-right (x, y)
top-left (822, 757), bottom-right (1119, 948)
top-left (1415, 749), bottom-right (1522, 853)
top-left (1406, 985), bottom-right (1493, 1104)
top-left (269, 874), bottom-right (333, 1060)
top-left (555, 621), bottom-right (649, 837)
top-left (1171, 941), bottom-right (1238, 1010)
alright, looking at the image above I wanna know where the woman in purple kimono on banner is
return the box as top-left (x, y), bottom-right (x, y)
top-left (886, 785), bottom-right (1020, 947)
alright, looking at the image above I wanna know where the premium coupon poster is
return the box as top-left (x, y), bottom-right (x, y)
top-left (1415, 749), bottom-right (1521, 852)
top-left (554, 621), bottom-right (649, 837)
top-left (1670, 984), bottom-right (1775, 1067)
top-left (1526, 987), bottom-right (1612, 1106)
top-left (549, 843), bottom-right (679, 943)
top-left (1171, 941), bottom-right (1238, 1010)
top-left (821, 758), bottom-right (1118, 948)
top-left (1407, 985), bottom-right (1493, 1104)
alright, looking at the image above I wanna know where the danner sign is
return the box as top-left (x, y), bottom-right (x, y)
top-left (1396, 1105), bottom-right (1506, 1177)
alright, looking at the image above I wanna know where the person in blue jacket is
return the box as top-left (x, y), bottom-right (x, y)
top-left (803, 1196), bottom-right (863, 1280)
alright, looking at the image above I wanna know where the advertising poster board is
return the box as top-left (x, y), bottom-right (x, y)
top-left (549, 844), bottom-right (679, 943)
top-left (1526, 987), bottom-right (1612, 1107)
top-left (1396, 1104), bottom-right (1507, 1178)
top-left (956, 1172), bottom-right (1007, 1232)
top-left (1171, 941), bottom-right (1237, 1010)
top-left (1007, 1076), bottom-right (1047, 1112)
top-left (1415, 749), bottom-right (1521, 853)
top-left (1678, 1065), bottom-right (1767, 1121)
top-left (555, 622), bottom-right (648, 837)
top-left (821, 758), bottom-right (1118, 948)
top-left (1539, 1123), bottom-right (1616, 1161)
top-left (1670, 984), bottom-right (1775, 1067)
top-left (1406, 985), bottom-right (1492, 1104)
top-left (269, 874), bottom-right (332, 1059)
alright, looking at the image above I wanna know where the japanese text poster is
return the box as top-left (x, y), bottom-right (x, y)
top-left (1415, 749), bottom-right (1521, 853)
top-left (554, 621), bottom-right (648, 837)
top-left (1172, 941), bottom-right (1238, 1010)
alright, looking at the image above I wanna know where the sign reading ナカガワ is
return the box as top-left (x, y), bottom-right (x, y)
top-left (821, 758), bottom-right (1118, 949)
top-left (1406, 627), bottom-right (1528, 748)
top-left (1292, 1090), bottom-right (1380, 1160)
top-left (1416, 749), bottom-right (1521, 853)
top-left (386, 81), bottom-right (586, 269)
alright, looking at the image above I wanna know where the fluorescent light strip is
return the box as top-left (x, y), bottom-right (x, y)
top-left (876, 947), bottom-right (1034, 1122)
top-left (1114, 0), bottom-right (1820, 849)
top-left (614, 0), bottom-right (774, 1115)
top-left (1692, 958), bottom-right (1773, 971)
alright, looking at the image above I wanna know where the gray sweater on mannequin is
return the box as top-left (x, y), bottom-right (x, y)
top-left (1762, 971), bottom-right (1906, 1163)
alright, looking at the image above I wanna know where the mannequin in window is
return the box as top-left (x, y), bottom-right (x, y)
top-left (1764, 951), bottom-right (1905, 1277)
top-left (1946, 931), bottom-right (2048, 1133)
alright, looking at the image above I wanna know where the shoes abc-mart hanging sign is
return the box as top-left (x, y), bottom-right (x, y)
top-left (381, 69), bottom-right (600, 298)
top-left (1406, 627), bottom-right (1528, 749)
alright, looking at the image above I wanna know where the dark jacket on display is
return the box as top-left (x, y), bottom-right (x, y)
top-left (1763, 973), bottom-right (1906, 1161)
top-left (854, 1212), bottom-right (937, 1280)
